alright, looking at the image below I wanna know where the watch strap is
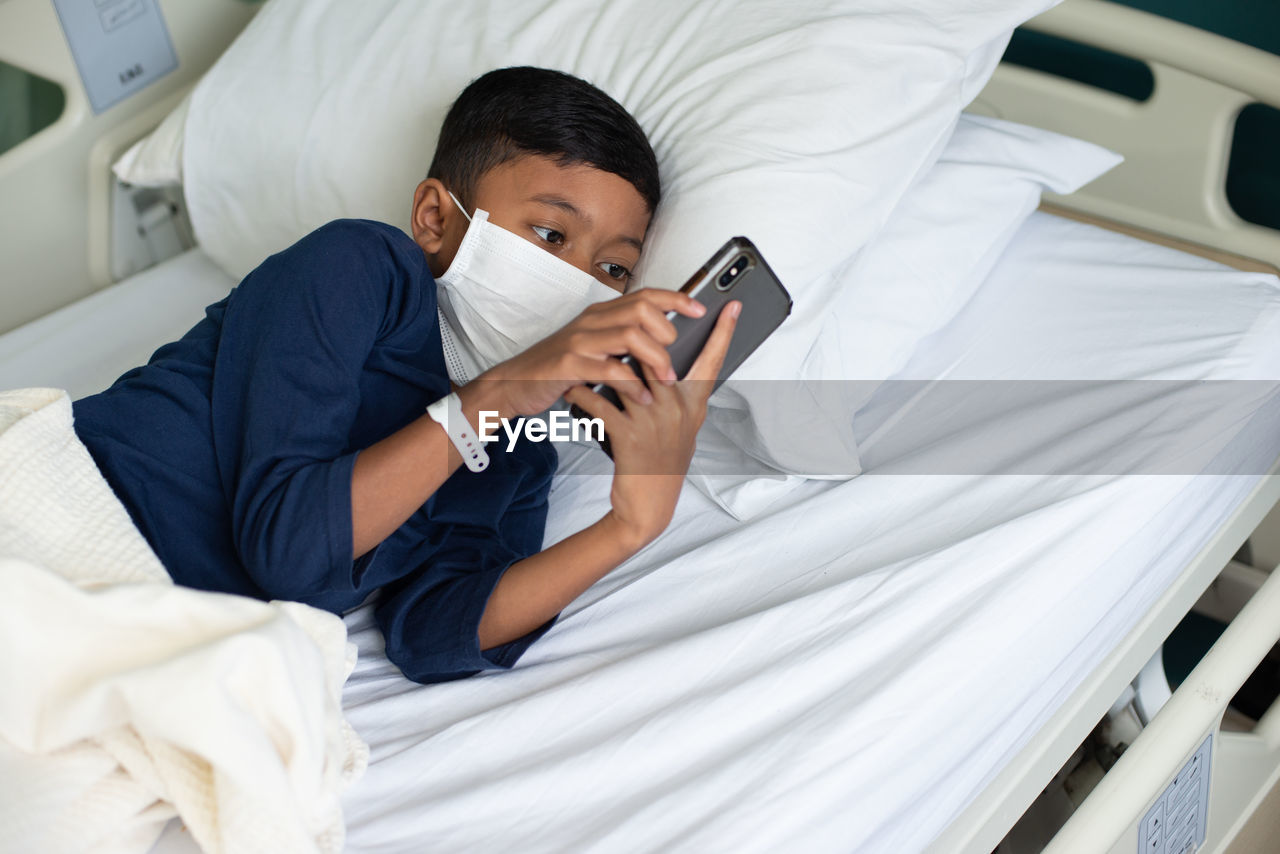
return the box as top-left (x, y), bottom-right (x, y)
top-left (426, 392), bottom-right (489, 472)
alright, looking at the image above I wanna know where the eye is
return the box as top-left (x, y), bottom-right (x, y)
top-left (532, 225), bottom-right (565, 246)
top-left (598, 262), bottom-right (632, 282)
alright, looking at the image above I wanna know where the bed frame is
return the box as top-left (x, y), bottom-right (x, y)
top-left (936, 2), bottom-right (1280, 851)
top-left (0, 0), bottom-right (257, 335)
top-left (969, 0), bottom-right (1280, 273)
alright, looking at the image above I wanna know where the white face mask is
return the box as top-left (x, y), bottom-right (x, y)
top-left (435, 191), bottom-right (622, 384)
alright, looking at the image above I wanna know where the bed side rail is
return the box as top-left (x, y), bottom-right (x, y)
top-left (928, 471), bottom-right (1280, 853)
top-left (972, 0), bottom-right (1280, 271)
top-left (1046, 552), bottom-right (1280, 853)
top-left (0, 0), bottom-right (256, 335)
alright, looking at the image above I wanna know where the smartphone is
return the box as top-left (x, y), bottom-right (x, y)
top-left (572, 236), bottom-right (793, 454)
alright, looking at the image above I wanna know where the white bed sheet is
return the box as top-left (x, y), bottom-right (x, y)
top-left (334, 212), bottom-right (1280, 853)
top-left (1, 213), bottom-right (1278, 853)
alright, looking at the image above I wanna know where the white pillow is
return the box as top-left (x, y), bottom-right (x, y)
top-left (809, 113), bottom-right (1123, 387)
top-left (120, 0), bottom-right (1064, 496)
top-left (112, 94), bottom-right (189, 187)
top-left (692, 114), bottom-right (1123, 519)
top-left (179, 0), bottom-right (1056, 286)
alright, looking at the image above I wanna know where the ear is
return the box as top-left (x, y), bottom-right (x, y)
top-left (410, 178), bottom-right (463, 260)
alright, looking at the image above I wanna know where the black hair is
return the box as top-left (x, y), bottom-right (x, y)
top-left (427, 66), bottom-right (660, 214)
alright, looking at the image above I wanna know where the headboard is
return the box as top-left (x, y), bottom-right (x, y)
top-left (972, 0), bottom-right (1280, 271)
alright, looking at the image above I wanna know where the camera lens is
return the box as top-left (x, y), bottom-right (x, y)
top-left (717, 256), bottom-right (749, 290)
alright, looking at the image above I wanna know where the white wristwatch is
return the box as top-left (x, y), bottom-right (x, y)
top-left (426, 392), bottom-right (489, 472)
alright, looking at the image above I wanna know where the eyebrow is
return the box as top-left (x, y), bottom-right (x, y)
top-left (529, 193), bottom-right (643, 252)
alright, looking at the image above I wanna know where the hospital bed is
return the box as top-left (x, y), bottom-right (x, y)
top-left (3, 0), bottom-right (1280, 852)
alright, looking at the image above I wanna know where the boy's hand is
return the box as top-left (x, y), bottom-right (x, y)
top-left (469, 289), bottom-right (706, 418)
top-left (563, 301), bottom-right (740, 549)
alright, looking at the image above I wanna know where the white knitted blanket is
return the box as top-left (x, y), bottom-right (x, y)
top-left (0, 388), bottom-right (367, 854)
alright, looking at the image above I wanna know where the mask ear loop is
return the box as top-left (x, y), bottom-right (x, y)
top-left (446, 189), bottom-right (473, 223)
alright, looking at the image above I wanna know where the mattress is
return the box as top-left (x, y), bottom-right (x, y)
top-left (0, 249), bottom-right (234, 400)
top-left (332, 213), bottom-right (1280, 854)
top-left (1, 212), bottom-right (1277, 854)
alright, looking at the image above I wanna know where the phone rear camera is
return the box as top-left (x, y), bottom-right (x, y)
top-left (717, 256), bottom-right (750, 290)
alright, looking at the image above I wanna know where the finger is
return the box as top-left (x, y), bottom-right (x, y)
top-left (563, 383), bottom-right (625, 424)
top-left (575, 355), bottom-right (653, 406)
top-left (568, 289), bottom-right (698, 334)
top-left (577, 326), bottom-right (676, 385)
top-left (685, 300), bottom-right (740, 386)
top-left (630, 288), bottom-right (706, 320)
top-left (629, 300), bottom-right (679, 348)
top-left (620, 325), bottom-right (678, 385)
top-left (638, 357), bottom-right (677, 406)
top-left (568, 297), bottom-right (693, 381)
top-left (589, 304), bottom-right (679, 381)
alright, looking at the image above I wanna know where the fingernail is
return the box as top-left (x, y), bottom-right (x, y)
top-left (641, 389), bottom-right (654, 404)
top-left (665, 367), bottom-right (677, 384)
top-left (691, 300), bottom-right (706, 316)
top-left (729, 301), bottom-right (742, 318)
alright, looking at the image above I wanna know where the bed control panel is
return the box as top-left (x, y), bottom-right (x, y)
top-left (52, 0), bottom-right (178, 113)
top-left (1137, 733), bottom-right (1212, 854)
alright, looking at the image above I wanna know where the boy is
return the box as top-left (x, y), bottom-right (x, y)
top-left (72, 67), bottom-right (738, 684)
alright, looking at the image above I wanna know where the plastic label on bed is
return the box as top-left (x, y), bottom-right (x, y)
top-left (1137, 733), bottom-right (1212, 854)
top-left (52, 0), bottom-right (178, 114)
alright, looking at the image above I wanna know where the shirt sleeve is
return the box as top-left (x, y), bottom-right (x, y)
top-left (374, 467), bottom-right (555, 684)
top-left (211, 220), bottom-right (424, 602)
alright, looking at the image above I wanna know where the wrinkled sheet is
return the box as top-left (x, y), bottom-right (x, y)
top-left (5, 213), bottom-right (1279, 853)
top-left (334, 214), bottom-right (1280, 853)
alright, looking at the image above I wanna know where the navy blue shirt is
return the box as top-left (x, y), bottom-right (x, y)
top-left (74, 220), bottom-right (559, 684)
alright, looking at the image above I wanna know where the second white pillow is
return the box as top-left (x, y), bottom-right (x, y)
top-left (694, 114), bottom-right (1123, 518)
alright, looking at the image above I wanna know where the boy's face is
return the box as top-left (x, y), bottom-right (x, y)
top-left (412, 154), bottom-right (652, 293)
